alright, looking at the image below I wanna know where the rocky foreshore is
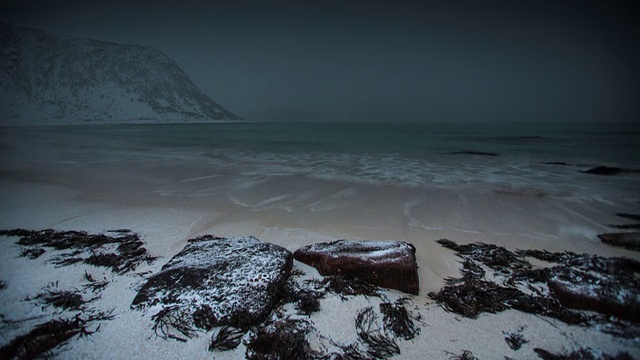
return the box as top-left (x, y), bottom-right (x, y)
top-left (0, 229), bottom-right (638, 359)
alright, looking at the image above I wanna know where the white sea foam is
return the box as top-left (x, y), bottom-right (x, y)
top-left (193, 148), bottom-right (640, 209)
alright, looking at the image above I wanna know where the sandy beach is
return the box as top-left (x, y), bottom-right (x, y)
top-left (1, 125), bottom-right (639, 359)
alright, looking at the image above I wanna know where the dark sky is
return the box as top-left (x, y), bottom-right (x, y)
top-left (2, 1), bottom-right (639, 122)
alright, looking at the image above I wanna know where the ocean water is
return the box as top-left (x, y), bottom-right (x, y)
top-left (56, 121), bottom-right (640, 166)
top-left (12, 121), bottom-right (640, 205)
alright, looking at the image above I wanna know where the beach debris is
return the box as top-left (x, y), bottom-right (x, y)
top-left (450, 151), bottom-right (498, 156)
top-left (82, 271), bottom-right (109, 293)
top-left (19, 246), bottom-right (45, 259)
top-left (0, 311), bottom-right (114, 360)
top-left (294, 240), bottom-right (419, 295)
top-left (519, 249), bottom-right (640, 324)
top-left (280, 274), bottom-right (325, 315)
top-left (305, 276), bottom-right (382, 300)
top-left (533, 347), bottom-right (635, 360)
top-left (544, 162), bottom-right (571, 166)
top-left (290, 268), bottom-right (307, 277)
top-left (430, 239), bottom-right (640, 338)
top-left (355, 307), bottom-right (401, 359)
top-left (446, 350), bottom-right (479, 360)
top-left (244, 318), bottom-right (322, 359)
top-left (0, 280), bottom-right (6, 290)
top-left (209, 326), bottom-right (246, 351)
top-left (436, 239), bottom-right (530, 274)
top-left (132, 236), bottom-right (293, 336)
top-left (32, 286), bottom-right (90, 311)
top-left (0, 228), bottom-right (155, 274)
top-left (293, 289), bottom-right (323, 315)
top-left (598, 232), bottom-right (640, 251)
top-left (503, 326), bottom-right (528, 351)
top-left (379, 297), bottom-right (422, 340)
top-left (580, 166), bottom-right (640, 176)
top-left (329, 342), bottom-right (370, 359)
top-left (150, 305), bottom-right (197, 342)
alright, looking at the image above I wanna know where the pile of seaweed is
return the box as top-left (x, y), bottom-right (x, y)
top-left (0, 272), bottom-right (115, 359)
top-left (0, 228), bottom-right (156, 274)
top-left (429, 239), bottom-right (640, 338)
top-left (533, 347), bottom-right (635, 360)
top-left (209, 304), bottom-right (420, 359)
top-left (599, 213), bottom-right (640, 251)
top-left (0, 312), bottom-right (115, 359)
top-left (208, 268), bottom-right (424, 359)
top-left (0, 228), bottom-right (141, 359)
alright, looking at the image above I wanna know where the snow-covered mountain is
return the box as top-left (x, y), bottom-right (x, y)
top-left (0, 22), bottom-right (241, 124)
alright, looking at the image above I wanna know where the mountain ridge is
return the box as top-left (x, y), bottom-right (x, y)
top-left (0, 22), bottom-right (241, 124)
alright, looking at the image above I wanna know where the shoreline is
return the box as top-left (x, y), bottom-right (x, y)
top-left (0, 118), bottom-right (257, 127)
top-left (0, 126), bottom-right (639, 359)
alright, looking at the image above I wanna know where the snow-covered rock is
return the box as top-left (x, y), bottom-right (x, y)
top-left (548, 268), bottom-right (640, 323)
top-left (0, 22), bottom-right (240, 124)
top-left (294, 240), bottom-right (419, 295)
top-left (132, 236), bottom-right (292, 329)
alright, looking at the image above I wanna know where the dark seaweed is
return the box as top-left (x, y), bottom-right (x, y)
top-left (281, 278), bottom-right (325, 316)
top-left (19, 247), bottom-right (45, 259)
top-left (0, 312), bottom-right (114, 359)
top-left (192, 304), bottom-right (218, 331)
top-left (209, 326), bottom-right (246, 351)
top-left (0, 228), bottom-right (156, 274)
top-left (82, 271), bottom-right (109, 293)
top-left (355, 307), bottom-right (400, 359)
top-left (431, 239), bottom-right (640, 338)
top-left (379, 297), bottom-right (421, 340)
top-left (534, 348), bottom-right (635, 360)
top-left (150, 305), bottom-right (197, 342)
top-left (295, 290), bottom-right (322, 315)
top-left (244, 318), bottom-right (322, 359)
top-left (598, 232), bottom-right (640, 251)
top-left (34, 289), bottom-right (86, 311)
top-left (503, 327), bottom-right (529, 351)
top-left (306, 276), bottom-right (382, 300)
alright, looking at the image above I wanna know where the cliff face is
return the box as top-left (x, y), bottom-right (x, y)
top-left (0, 22), bottom-right (240, 124)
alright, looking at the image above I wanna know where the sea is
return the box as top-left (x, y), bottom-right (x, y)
top-left (6, 121), bottom-right (640, 206)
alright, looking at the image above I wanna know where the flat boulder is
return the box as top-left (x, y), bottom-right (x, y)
top-left (581, 166), bottom-right (640, 175)
top-left (294, 240), bottom-right (419, 295)
top-left (548, 268), bottom-right (640, 323)
top-left (132, 236), bottom-right (292, 329)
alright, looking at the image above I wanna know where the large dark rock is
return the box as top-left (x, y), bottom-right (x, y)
top-left (548, 268), bottom-right (640, 323)
top-left (294, 240), bottom-right (419, 295)
top-left (450, 151), bottom-right (498, 157)
top-left (581, 166), bottom-right (640, 175)
top-left (599, 232), bottom-right (640, 251)
top-left (132, 236), bottom-right (292, 329)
